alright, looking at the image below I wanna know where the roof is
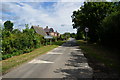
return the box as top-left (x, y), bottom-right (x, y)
top-left (44, 26), bottom-right (54, 33)
top-left (44, 28), bottom-right (50, 32)
top-left (32, 26), bottom-right (47, 36)
top-left (49, 28), bottom-right (54, 32)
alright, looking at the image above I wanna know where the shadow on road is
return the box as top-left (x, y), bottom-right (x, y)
top-left (54, 39), bottom-right (93, 79)
top-left (54, 51), bottom-right (93, 79)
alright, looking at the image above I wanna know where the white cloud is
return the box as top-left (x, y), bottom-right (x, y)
top-left (0, 19), bottom-right (2, 25)
top-left (2, 2), bottom-right (82, 33)
top-left (1, 0), bottom-right (60, 2)
top-left (2, 0), bottom-right (118, 2)
top-left (2, 0), bottom-right (116, 2)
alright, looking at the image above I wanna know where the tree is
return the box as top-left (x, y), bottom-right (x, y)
top-left (72, 2), bottom-right (115, 42)
top-left (100, 11), bottom-right (120, 47)
top-left (76, 28), bottom-right (84, 40)
top-left (4, 21), bottom-right (13, 31)
top-left (70, 33), bottom-right (76, 38)
top-left (63, 32), bottom-right (71, 39)
top-left (12, 29), bottom-right (21, 34)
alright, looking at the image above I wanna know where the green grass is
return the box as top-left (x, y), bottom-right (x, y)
top-left (1, 45), bottom-right (59, 74)
top-left (77, 40), bottom-right (120, 73)
top-left (52, 40), bottom-right (66, 46)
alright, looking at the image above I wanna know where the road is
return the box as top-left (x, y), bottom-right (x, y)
top-left (2, 38), bottom-right (93, 79)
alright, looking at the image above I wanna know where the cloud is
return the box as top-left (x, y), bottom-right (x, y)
top-left (1, 0), bottom-right (118, 2)
top-left (1, 2), bottom-right (82, 33)
top-left (1, 0), bottom-right (60, 2)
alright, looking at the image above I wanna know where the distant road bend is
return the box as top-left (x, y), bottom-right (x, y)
top-left (3, 38), bottom-right (93, 79)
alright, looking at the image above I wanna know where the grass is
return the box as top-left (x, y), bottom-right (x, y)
top-left (1, 40), bottom-right (66, 75)
top-left (2, 40), bottom-right (66, 74)
top-left (52, 40), bottom-right (66, 46)
top-left (77, 40), bottom-right (120, 73)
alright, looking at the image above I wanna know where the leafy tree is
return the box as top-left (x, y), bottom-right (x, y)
top-left (4, 21), bottom-right (13, 31)
top-left (70, 33), bottom-right (76, 38)
top-left (100, 11), bottom-right (120, 47)
top-left (2, 21), bottom-right (45, 60)
top-left (12, 29), bottom-right (21, 34)
top-left (25, 24), bottom-right (29, 29)
top-left (63, 32), bottom-right (71, 39)
top-left (72, 2), bottom-right (115, 42)
top-left (76, 28), bottom-right (84, 40)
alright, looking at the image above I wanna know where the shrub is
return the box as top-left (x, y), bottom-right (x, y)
top-left (2, 25), bottom-right (44, 60)
top-left (100, 11), bottom-right (120, 48)
top-left (2, 54), bottom-right (12, 60)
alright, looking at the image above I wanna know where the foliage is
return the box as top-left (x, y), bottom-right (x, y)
top-left (53, 40), bottom-right (66, 46)
top-left (59, 33), bottom-right (69, 40)
top-left (2, 23), bottom-right (45, 60)
top-left (75, 28), bottom-right (84, 40)
top-left (77, 40), bottom-right (120, 73)
top-left (2, 45), bottom-right (58, 74)
top-left (63, 32), bottom-right (70, 39)
top-left (70, 33), bottom-right (76, 38)
top-left (72, 2), bottom-right (116, 42)
top-left (100, 11), bottom-right (120, 47)
top-left (4, 21), bottom-right (13, 32)
top-left (2, 21), bottom-right (64, 60)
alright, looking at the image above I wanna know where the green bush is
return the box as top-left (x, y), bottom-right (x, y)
top-left (2, 25), bottom-right (44, 60)
top-left (2, 54), bottom-right (12, 60)
top-left (12, 52), bottom-right (20, 56)
top-left (53, 41), bottom-right (65, 46)
top-left (2, 21), bottom-right (61, 60)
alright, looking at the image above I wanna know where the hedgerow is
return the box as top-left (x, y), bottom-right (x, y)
top-left (1, 22), bottom-right (45, 60)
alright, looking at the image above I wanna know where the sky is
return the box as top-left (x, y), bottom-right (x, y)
top-left (0, 0), bottom-right (116, 34)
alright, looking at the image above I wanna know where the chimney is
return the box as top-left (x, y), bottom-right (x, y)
top-left (46, 26), bottom-right (48, 28)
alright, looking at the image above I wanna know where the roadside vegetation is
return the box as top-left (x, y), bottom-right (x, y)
top-left (77, 40), bottom-right (120, 75)
top-left (72, 2), bottom-right (120, 75)
top-left (2, 22), bottom-right (44, 60)
top-left (72, 2), bottom-right (120, 48)
top-left (1, 20), bottom-right (67, 74)
top-left (1, 21), bottom-right (67, 60)
top-left (2, 45), bottom-right (57, 74)
top-left (0, 27), bottom-right (66, 74)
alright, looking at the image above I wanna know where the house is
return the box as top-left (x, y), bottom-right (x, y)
top-left (31, 26), bottom-right (60, 37)
top-left (44, 26), bottom-right (60, 37)
top-left (49, 31), bottom-right (60, 37)
top-left (31, 26), bottom-right (47, 36)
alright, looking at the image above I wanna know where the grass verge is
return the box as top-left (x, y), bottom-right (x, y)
top-left (77, 40), bottom-right (120, 74)
top-left (1, 45), bottom-right (59, 75)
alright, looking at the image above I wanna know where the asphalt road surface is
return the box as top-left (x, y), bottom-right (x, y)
top-left (2, 38), bottom-right (93, 79)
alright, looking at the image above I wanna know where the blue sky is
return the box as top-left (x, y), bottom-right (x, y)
top-left (0, 0), bottom-right (116, 33)
top-left (1, 2), bottom-right (83, 33)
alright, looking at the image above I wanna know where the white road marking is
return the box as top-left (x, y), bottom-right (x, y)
top-left (47, 52), bottom-right (63, 54)
top-left (73, 49), bottom-right (81, 50)
top-left (77, 53), bottom-right (84, 56)
top-left (58, 46), bottom-right (62, 48)
top-left (28, 59), bottom-right (54, 64)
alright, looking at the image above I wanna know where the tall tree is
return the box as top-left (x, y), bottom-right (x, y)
top-left (4, 21), bottom-right (13, 31)
top-left (100, 7), bottom-right (120, 47)
top-left (72, 2), bottom-right (115, 42)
